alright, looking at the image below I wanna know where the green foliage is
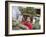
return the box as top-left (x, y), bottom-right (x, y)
top-left (18, 7), bottom-right (37, 16)
top-left (33, 17), bottom-right (40, 29)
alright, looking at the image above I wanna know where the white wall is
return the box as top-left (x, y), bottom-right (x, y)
top-left (0, 0), bottom-right (46, 37)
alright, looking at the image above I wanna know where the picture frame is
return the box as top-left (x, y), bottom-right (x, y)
top-left (5, 1), bottom-right (45, 36)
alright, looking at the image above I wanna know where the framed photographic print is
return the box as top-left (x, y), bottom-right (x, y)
top-left (5, 1), bottom-right (45, 36)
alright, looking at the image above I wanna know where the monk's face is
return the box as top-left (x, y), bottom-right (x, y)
top-left (27, 17), bottom-right (30, 22)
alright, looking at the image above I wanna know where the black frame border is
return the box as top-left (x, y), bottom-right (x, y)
top-left (5, 1), bottom-right (45, 36)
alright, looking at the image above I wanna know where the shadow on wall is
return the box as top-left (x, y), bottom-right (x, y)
top-left (5, 36), bottom-right (13, 37)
